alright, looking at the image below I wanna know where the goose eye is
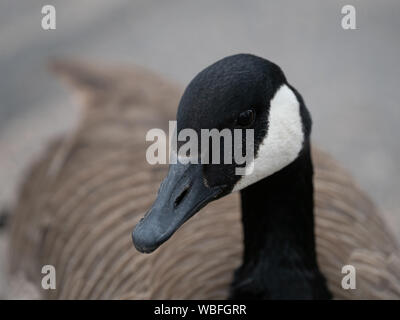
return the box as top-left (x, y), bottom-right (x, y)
top-left (237, 109), bottom-right (255, 127)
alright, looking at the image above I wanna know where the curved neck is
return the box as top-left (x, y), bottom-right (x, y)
top-left (230, 143), bottom-right (331, 299)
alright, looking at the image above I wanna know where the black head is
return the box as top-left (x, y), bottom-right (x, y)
top-left (132, 54), bottom-right (311, 253)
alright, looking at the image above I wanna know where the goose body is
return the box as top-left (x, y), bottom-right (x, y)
top-left (8, 56), bottom-right (400, 299)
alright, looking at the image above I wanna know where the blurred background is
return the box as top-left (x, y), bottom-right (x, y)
top-left (0, 0), bottom-right (399, 297)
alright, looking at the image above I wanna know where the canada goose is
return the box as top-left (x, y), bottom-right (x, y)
top-left (8, 55), bottom-right (400, 299)
top-left (133, 54), bottom-right (332, 299)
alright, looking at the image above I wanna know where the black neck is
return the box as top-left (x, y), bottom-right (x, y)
top-left (230, 143), bottom-right (331, 299)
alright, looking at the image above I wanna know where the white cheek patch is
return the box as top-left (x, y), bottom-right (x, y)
top-left (233, 84), bottom-right (304, 192)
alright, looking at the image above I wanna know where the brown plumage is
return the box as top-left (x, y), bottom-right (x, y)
top-left (8, 61), bottom-right (400, 299)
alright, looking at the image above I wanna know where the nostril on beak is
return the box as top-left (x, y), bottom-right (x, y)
top-left (174, 185), bottom-right (191, 208)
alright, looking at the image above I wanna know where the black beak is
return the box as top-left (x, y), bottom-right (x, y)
top-left (132, 162), bottom-right (226, 253)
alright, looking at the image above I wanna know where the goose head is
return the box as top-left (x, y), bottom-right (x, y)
top-left (132, 54), bottom-right (311, 253)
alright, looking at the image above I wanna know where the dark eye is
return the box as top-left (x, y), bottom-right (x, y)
top-left (237, 109), bottom-right (255, 127)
